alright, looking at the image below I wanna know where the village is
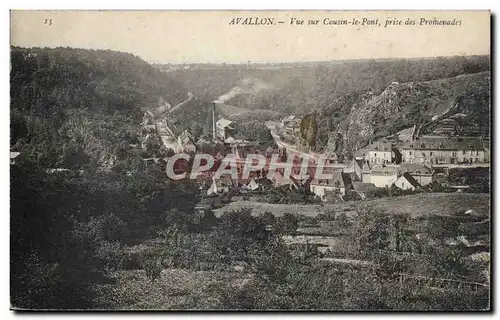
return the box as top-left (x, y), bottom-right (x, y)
top-left (137, 95), bottom-right (491, 206)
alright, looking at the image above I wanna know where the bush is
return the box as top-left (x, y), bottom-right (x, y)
top-left (143, 258), bottom-right (163, 281)
top-left (211, 209), bottom-right (273, 262)
top-left (274, 213), bottom-right (299, 235)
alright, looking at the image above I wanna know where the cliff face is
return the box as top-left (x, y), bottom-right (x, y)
top-left (338, 71), bottom-right (490, 152)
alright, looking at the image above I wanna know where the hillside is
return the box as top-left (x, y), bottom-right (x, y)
top-left (335, 71), bottom-right (490, 152)
top-left (215, 103), bottom-right (281, 121)
top-left (10, 47), bottom-right (190, 169)
top-left (160, 55), bottom-right (490, 153)
top-left (162, 55), bottom-right (490, 116)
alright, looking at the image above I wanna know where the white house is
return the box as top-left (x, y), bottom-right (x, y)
top-left (369, 166), bottom-right (398, 188)
top-left (393, 172), bottom-right (421, 191)
top-left (10, 152), bottom-right (20, 165)
top-left (365, 141), bottom-right (394, 165)
top-left (216, 118), bottom-right (234, 140)
top-left (400, 137), bottom-right (486, 165)
top-left (310, 172), bottom-right (351, 200)
top-left (399, 163), bottom-right (433, 186)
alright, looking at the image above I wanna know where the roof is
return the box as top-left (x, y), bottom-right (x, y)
top-left (401, 137), bottom-right (485, 151)
top-left (354, 150), bottom-right (365, 158)
top-left (181, 129), bottom-right (194, 141)
top-left (366, 141), bottom-right (392, 152)
top-left (10, 152), bottom-right (20, 159)
top-left (371, 167), bottom-right (398, 176)
top-left (214, 175), bottom-right (236, 187)
top-left (361, 160), bottom-right (371, 173)
top-left (281, 115), bottom-right (296, 122)
top-left (246, 179), bottom-right (259, 191)
top-left (353, 158), bottom-right (371, 172)
top-left (310, 171), bottom-right (350, 188)
top-left (399, 172), bottom-right (421, 189)
top-left (399, 163), bottom-right (432, 175)
top-left (352, 182), bottom-right (377, 193)
top-left (153, 103), bottom-right (172, 118)
top-left (216, 118), bottom-right (234, 129)
top-left (323, 150), bottom-right (337, 159)
top-left (272, 171), bottom-right (299, 188)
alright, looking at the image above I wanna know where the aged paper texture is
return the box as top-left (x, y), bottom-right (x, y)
top-left (10, 10), bottom-right (490, 311)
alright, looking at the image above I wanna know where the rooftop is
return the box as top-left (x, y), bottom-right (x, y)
top-left (400, 172), bottom-right (422, 189)
top-left (216, 118), bottom-right (234, 128)
top-left (366, 141), bottom-right (392, 152)
top-left (401, 136), bottom-right (485, 151)
top-left (310, 171), bottom-right (350, 188)
top-left (371, 167), bottom-right (398, 176)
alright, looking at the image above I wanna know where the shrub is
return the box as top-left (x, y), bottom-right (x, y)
top-left (211, 209), bottom-right (273, 262)
top-left (274, 213), bottom-right (299, 235)
top-left (142, 258), bottom-right (163, 281)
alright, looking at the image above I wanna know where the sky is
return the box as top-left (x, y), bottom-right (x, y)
top-left (10, 10), bottom-right (490, 64)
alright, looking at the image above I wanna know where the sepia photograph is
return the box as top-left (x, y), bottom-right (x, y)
top-left (9, 10), bottom-right (491, 311)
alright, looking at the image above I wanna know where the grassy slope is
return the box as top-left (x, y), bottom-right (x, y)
top-left (214, 193), bottom-right (490, 218)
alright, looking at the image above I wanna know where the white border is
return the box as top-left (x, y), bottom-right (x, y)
top-left (1, 1), bottom-right (497, 319)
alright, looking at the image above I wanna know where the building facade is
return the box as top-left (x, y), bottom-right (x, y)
top-left (364, 141), bottom-right (394, 165)
top-left (400, 137), bottom-right (486, 165)
top-left (310, 172), bottom-right (351, 200)
top-left (393, 173), bottom-right (421, 191)
top-left (369, 167), bottom-right (398, 188)
top-left (399, 163), bottom-right (433, 186)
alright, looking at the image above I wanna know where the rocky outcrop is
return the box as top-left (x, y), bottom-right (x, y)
top-left (337, 71), bottom-right (490, 152)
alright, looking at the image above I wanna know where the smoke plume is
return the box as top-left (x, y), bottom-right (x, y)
top-left (216, 77), bottom-right (272, 103)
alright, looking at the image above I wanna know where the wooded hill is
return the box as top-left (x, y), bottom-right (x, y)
top-left (10, 47), bottom-right (190, 169)
top-left (162, 55), bottom-right (490, 152)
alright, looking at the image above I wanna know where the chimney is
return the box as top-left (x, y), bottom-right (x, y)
top-left (212, 101), bottom-right (218, 141)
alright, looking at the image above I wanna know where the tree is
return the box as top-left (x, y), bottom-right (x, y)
top-left (354, 207), bottom-right (392, 255)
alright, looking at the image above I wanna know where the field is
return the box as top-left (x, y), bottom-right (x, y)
top-left (214, 193), bottom-right (491, 218)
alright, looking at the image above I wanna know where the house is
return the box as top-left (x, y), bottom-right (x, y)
top-left (141, 110), bottom-right (155, 126)
top-left (244, 178), bottom-right (260, 191)
top-left (272, 170), bottom-right (299, 190)
top-left (310, 171), bottom-right (351, 200)
top-left (256, 176), bottom-right (274, 191)
top-left (178, 130), bottom-right (197, 153)
top-left (141, 133), bottom-right (161, 151)
top-left (353, 149), bottom-right (365, 160)
top-left (206, 176), bottom-right (234, 196)
top-left (10, 152), bottom-right (20, 165)
top-left (351, 158), bottom-right (371, 182)
top-left (365, 141), bottom-right (394, 165)
top-left (393, 172), bottom-right (421, 191)
top-left (281, 116), bottom-right (301, 136)
top-left (370, 166), bottom-right (398, 188)
top-left (285, 121), bottom-right (301, 136)
top-left (399, 163), bottom-right (433, 186)
top-left (229, 140), bottom-right (259, 159)
top-left (352, 182), bottom-right (378, 200)
top-left (216, 118), bottom-right (234, 140)
top-left (399, 137), bottom-right (486, 165)
top-left (323, 150), bottom-right (338, 164)
top-left (156, 119), bottom-right (182, 153)
top-left (281, 115), bottom-right (296, 126)
top-left (362, 160), bottom-right (372, 183)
